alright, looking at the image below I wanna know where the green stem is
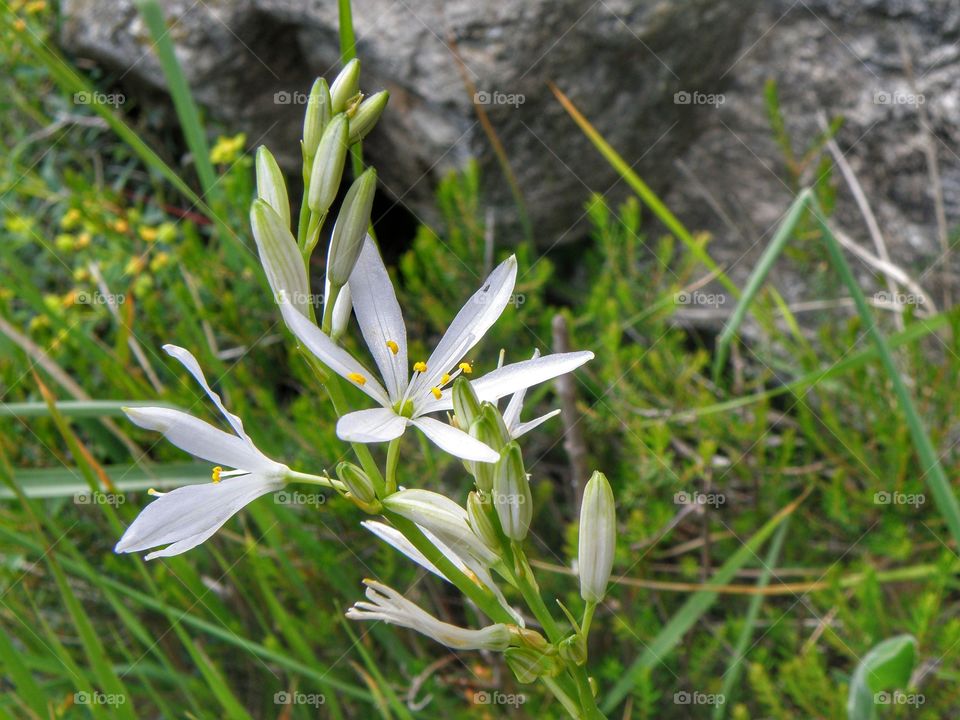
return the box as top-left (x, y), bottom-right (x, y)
top-left (543, 676), bottom-right (583, 719)
top-left (384, 437), bottom-right (400, 495)
top-left (385, 512), bottom-right (512, 624)
top-left (285, 470), bottom-right (343, 491)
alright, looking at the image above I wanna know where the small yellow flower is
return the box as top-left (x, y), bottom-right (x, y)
top-left (74, 232), bottom-right (92, 249)
top-left (60, 208), bottom-right (82, 230)
top-left (150, 252), bottom-right (171, 272)
top-left (28, 315), bottom-right (49, 332)
top-left (73, 268), bottom-right (90, 283)
top-left (25, 0), bottom-right (46, 14)
top-left (55, 233), bottom-right (75, 252)
top-left (62, 290), bottom-right (79, 308)
top-left (210, 133), bottom-right (247, 164)
top-left (156, 222), bottom-right (177, 243)
top-left (125, 256), bottom-right (147, 275)
top-left (113, 218), bottom-right (130, 233)
top-left (139, 226), bottom-right (159, 242)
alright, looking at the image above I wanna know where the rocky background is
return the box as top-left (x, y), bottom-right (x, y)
top-left (60, 0), bottom-right (960, 313)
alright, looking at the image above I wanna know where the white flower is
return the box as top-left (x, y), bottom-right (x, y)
top-left (279, 237), bottom-right (593, 461)
top-left (363, 520), bottom-right (524, 626)
top-left (346, 579), bottom-right (512, 651)
top-left (578, 471), bottom-right (616, 603)
top-left (115, 345), bottom-right (289, 560)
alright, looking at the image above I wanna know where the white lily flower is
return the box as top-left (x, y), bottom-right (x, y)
top-left (363, 520), bottom-right (524, 626)
top-left (279, 237), bottom-right (593, 461)
top-left (115, 345), bottom-right (289, 560)
top-left (346, 579), bottom-right (512, 651)
top-left (501, 349), bottom-right (562, 438)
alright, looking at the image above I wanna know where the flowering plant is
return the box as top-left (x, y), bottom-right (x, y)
top-left (116, 60), bottom-right (616, 718)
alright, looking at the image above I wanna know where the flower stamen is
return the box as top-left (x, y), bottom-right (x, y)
top-left (430, 387), bottom-right (442, 400)
top-left (440, 373), bottom-right (451, 385)
top-left (385, 340), bottom-right (399, 355)
top-left (211, 466), bottom-right (223, 483)
top-left (458, 361), bottom-right (473, 374)
top-left (347, 372), bottom-right (368, 385)
top-left (413, 361), bottom-right (427, 373)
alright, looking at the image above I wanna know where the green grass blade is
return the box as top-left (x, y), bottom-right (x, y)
top-left (0, 400), bottom-right (178, 418)
top-left (847, 635), bottom-right (916, 720)
top-left (5, 462), bottom-right (210, 499)
top-left (135, 0), bottom-right (218, 198)
top-left (712, 190), bottom-right (810, 383)
top-left (713, 518), bottom-right (790, 719)
top-left (602, 489), bottom-right (809, 711)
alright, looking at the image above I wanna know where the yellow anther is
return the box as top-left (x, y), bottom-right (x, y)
top-left (458, 361), bottom-right (473, 374)
top-left (385, 340), bottom-right (399, 355)
top-left (430, 387), bottom-right (442, 400)
top-left (147, 487), bottom-right (160, 496)
top-left (211, 466), bottom-right (223, 483)
top-left (347, 372), bottom-right (367, 386)
top-left (413, 361), bottom-right (428, 373)
top-left (440, 373), bottom-right (451, 385)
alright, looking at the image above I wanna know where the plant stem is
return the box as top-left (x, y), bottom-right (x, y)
top-left (285, 470), bottom-right (343, 492)
top-left (384, 437), bottom-right (400, 495)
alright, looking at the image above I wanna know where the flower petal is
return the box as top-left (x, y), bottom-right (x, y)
top-left (349, 237), bottom-right (408, 400)
top-left (279, 298), bottom-right (390, 406)
top-left (502, 349), bottom-right (540, 430)
top-left (162, 344), bottom-right (252, 445)
top-left (337, 408), bottom-right (408, 443)
top-left (115, 473), bottom-right (284, 559)
top-left (411, 416), bottom-right (498, 462)
top-left (512, 409), bottom-right (561, 439)
top-left (412, 255), bottom-right (517, 399)
top-left (418, 351), bottom-right (594, 414)
top-left (124, 406), bottom-right (278, 472)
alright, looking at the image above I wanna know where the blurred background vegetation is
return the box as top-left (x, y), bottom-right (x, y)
top-left (1, 1), bottom-right (959, 718)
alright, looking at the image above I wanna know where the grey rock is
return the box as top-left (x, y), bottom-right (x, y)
top-left (665, 0), bottom-right (960, 315)
top-left (60, 0), bottom-right (759, 246)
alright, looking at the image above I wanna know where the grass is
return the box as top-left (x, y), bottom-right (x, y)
top-left (1, 2), bottom-right (959, 718)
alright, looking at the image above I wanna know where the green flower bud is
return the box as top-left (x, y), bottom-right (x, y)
top-left (249, 199), bottom-right (309, 317)
top-left (468, 415), bottom-right (500, 492)
top-left (480, 403), bottom-right (511, 449)
top-left (307, 113), bottom-right (348, 216)
top-left (255, 146), bottom-right (290, 229)
top-left (578, 471), bottom-right (616, 603)
top-left (452, 376), bottom-right (482, 429)
top-left (303, 78), bottom-right (331, 158)
top-left (467, 491), bottom-right (500, 551)
top-left (336, 461), bottom-right (376, 504)
top-left (493, 442), bottom-right (532, 541)
top-left (330, 58), bottom-right (361, 114)
top-left (504, 647), bottom-right (561, 684)
top-left (327, 167), bottom-right (376, 287)
top-left (348, 90), bottom-right (389, 144)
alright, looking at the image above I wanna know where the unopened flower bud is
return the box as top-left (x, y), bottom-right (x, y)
top-left (330, 58), bottom-right (361, 114)
top-left (467, 491), bottom-right (500, 551)
top-left (578, 471), bottom-right (616, 603)
top-left (493, 442), bottom-right (532, 542)
top-left (480, 403), bottom-right (511, 448)
top-left (307, 113), bottom-right (348, 216)
top-left (348, 90), bottom-right (389, 144)
top-left (330, 282), bottom-right (352, 342)
top-left (250, 199), bottom-right (309, 317)
top-left (505, 647), bottom-right (561, 684)
top-left (255, 146), bottom-right (290, 229)
top-left (468, 415), bottom-right (500, 492)
top-left (327, 167), bottom-right (376, 287)
top-left (452, 376), bottom-right (482, 429)
top-left (303, 78), bottom-right (331, 159)
top-left (337, 461), bottom-right (376, 504)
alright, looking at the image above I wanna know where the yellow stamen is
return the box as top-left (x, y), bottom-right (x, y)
top-left (413, 361), bottom-right (428, 373)
top-left (147, 487), bottom-right (160, 496)
top-left (430, 387), bottom-right (442, 400)
top-left (385, 340), bottom-right (399, 355)
top-left (440, 373), bottom-right (451, 385)
top-left (458, 361), bottom-right (473, 374)
top-left (211, 466), bottom-right (223, 483)
top-left (347, 372), bottom-right (367, 385)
